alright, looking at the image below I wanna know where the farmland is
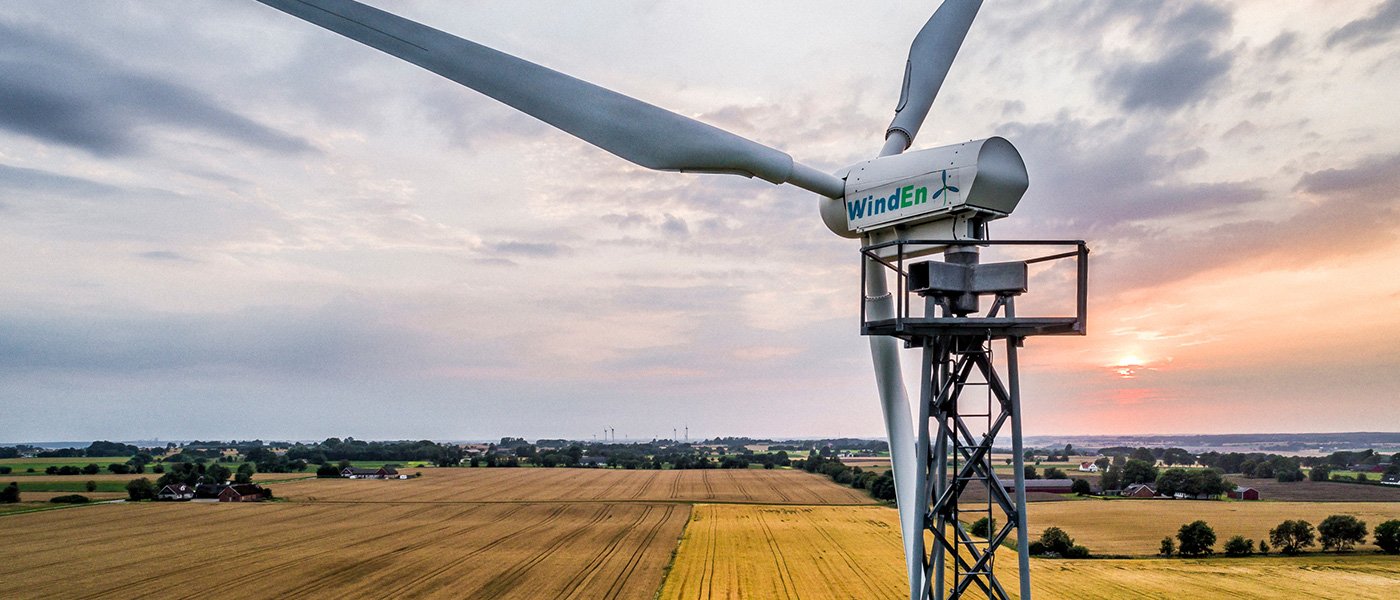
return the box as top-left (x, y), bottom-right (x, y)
top-left (0, 467), bottom-right (868, 599)
top-left (277, 467), bottom-right (874, 505)
top-left (660, 504), bottom-right (1400, 600)
top-left (1028, 500), bottom-right (1400, 555)
top-left (0, 501), bottom-right (688, 599)
top-left (2, 464), bottom-right (1396, 599)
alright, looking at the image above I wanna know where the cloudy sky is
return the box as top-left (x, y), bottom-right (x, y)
top-left (2, 1), bottom-right (1398, 443)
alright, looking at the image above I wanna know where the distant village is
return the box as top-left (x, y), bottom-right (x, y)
top-left (3, 436), bottom-right (1396, 508)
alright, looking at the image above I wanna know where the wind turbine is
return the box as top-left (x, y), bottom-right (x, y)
top-left (252, 1), bottom-right (1051, 598)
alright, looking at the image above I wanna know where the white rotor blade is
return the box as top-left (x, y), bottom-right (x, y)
top-left (255, 0), bottom-right (843, 198)
top-left (881, 0), bottom-right (983, 156)
top-left (871, 3), bottom-right (984, 595)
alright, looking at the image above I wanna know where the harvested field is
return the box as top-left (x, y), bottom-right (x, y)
top-left (660, 504), bottom-right (906, 599)
top-left (661, 504), bottom-right (1400, 600)
top-left (1030, 500), bottom-right (1400, 556)
top-left (1227, 479), bottom-right (1400, 502)
top-left (278, 468), bottom-right (873, 505)
top-left (0, 501), bottom-right (688, 599)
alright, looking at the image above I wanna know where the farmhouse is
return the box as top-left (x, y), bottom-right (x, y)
top-left (1121, 483), bottom-right (1157, 498)
top-left (459, 443), bottom-right (491, 456)
top-left (1382, 474), bottom-right (1399, 486)
top-left (1001, 479), bottom-right (1074, 494)
top-left (340, 466), bottom-right (401, 479)
top-left (1227, 486), bottom-right (1260, 500)
top-left (218, 484), bottom-right (267, 502)
top-left (156, 483), bottom-right (195, 501)
top-left (1077, 462), bottom-right (1100, 473)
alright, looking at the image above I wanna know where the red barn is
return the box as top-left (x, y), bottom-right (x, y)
top-left (218, 484), bottom-right (266, 502)
top-left (1227, 486), bottom-right (1260, 501)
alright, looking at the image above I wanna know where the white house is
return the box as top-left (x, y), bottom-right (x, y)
top-left (1077, 461), bottom-right (1099, 473)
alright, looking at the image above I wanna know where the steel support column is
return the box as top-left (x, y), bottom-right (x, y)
top-left (918, 333), bottom-right (1028, 600)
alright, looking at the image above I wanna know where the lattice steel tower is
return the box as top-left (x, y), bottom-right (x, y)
top-left (863, 239), bottom-right (1088, 600)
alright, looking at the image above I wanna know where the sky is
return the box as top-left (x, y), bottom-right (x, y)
top-left (2, 1), bottom-right (1398, 443)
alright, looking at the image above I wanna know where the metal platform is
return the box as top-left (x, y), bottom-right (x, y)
top-left (863, 316), bottom-right (1081, 339)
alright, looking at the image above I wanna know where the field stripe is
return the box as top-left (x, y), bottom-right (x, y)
top-left (558, 504), bottom-right (657, 598)
top-left (600, 503), bottom-right (678, 599)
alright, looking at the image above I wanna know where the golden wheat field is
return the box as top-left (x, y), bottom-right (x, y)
top-left (659, 504), bottom-right (1400, 600)
top-left (277, 467), bottom-right (874, 505)
top-left (3, 466), bottom-right (1397, 599)
top-left (0, 500), bottom-right (688, 599)
top-left (1028, 500), bottom-right (1400, 556)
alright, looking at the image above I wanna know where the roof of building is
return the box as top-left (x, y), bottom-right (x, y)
top-left (1232, 486), bottom-right (1257, 493)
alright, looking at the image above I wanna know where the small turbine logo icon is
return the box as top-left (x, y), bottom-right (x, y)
top-left (931, 169), bottom-right (959, 202)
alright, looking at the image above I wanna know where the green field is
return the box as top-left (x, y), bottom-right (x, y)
top-left (0, 456), bottom-right (134, 474)
top-left (12, 480), bottom-right (129, 493)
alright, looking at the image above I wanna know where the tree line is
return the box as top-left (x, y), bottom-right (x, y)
top-left (1160, 516), bottom-right (1399, 557)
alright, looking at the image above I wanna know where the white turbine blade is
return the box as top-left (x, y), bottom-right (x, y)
top-left (255, 0), bottom-right (843, 198)
top-left (864, 267), bottom-right (923, 600)
top-left (881, 0), bottom-right (983, 156)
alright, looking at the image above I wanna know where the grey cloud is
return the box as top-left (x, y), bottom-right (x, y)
top-left (659, 214), bottom-right (689, 237)
top-left (1261, 31), bottom-right (1301, 59)
top-left (0, 163), bottom-right (129, 197)
top-left (0, 296), bottom-right (509, 377)
top-left (994, 117), bottom-right (1265, 230)
top-left (1295, 152), bottom-right (1400, 199)
top-left (1326, 0), bottom-right (1400, 49)
top-left (0, 20), bottom-right (314, 156)
top-left (1150, 2), bottom-right (1233, 38)
top-left (1101, 40), bottom-right (1233, 112)
top-left (488, 240), bottom-right (571, 258)
top-left (1098, 152), bottom-right (1400, 293)
top-left (136, 250), bottom-right (195, 262)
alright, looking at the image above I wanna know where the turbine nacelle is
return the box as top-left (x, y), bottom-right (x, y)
top-left (820, 137), bottom-right (1028, 253)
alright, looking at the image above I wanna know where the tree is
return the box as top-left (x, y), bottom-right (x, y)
top-left (205, 462), bottom-right (231, 483)
top-left (1269, 520), bottom-right (1315, 555)
top-left (1037, 527), bottom-right (1075, 556)
top-left (316, 463), bottom-right (341, 478)
top-left (1309, 465), bottom-right (1332, 482)
top-left (1071, 479), bottom-right (1092, 496)
top-left (1094, 457), bottom-right (1110, 471)
top-left (1223, 535), bottom-right (1253, 557)
top-left (1162, 447), bottom-right (1194, 466)
top-left (1100, 464), bottom-right (1122, 492)
top-left (1176, 521), bottom-right (1216, 557)
top-left (1272, 457), bottom-right (1304, 482)
top-left (235, 463), bottom-right (256, 484)
top-left (1043, 467), bottom-right (1067, 480)
top-left (1130, 447), bottom-right (1156, 463)
top-left (0, 467), bottom-right (10, 475)
top-left (1374, 520), bottom-right (1400, 554)
top-left (1122, 460), bottom-right (1158, 485)
top-left (1023, 465), bottom-right (1039, 480)
top-left (0, 482), bottom-right (19, 503)
top-left (82, 463), bottom-right (101, 475)
top-left (1258, 539), bottom-right (1269, 554)
top-left (1317, 515), bottom-right (1367, 552)
top-left (84, 480), bottom-right (98, 493)
top-left (126, 478), bottom-right (156, 501)
top-left (970, 517), bottom-right (995, 538)
top-left (1159, 537), bottom-right (1174, 557)
top-left (1156, 468), bottom-right (1189, 496)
